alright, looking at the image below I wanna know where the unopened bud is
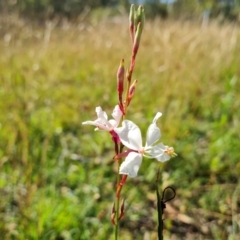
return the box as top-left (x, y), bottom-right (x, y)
top-left (117, 59), bottom-right (125, 113)
top-left (118, 198), bottom-right (125, 220)
top-left (134, 5), bottom-right (145, 33)
top-left (128, 79), bottom-right (137, 106)
top-left (117, 59), bottom-right (124, 93)
top-left (132, 23), bottom-right (142, 59)
top-left (129, 4), bottom-right (135, 43)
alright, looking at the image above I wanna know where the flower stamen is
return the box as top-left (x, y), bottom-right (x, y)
top-left (138, 148), bottom-right (145, 155)
top-left (164, 147), bottom-right (177, 157)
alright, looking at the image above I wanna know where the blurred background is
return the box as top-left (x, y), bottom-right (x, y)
top-left (0, 0), bottom-right (240, 239)
top-left (1, 0), bottom-right (240, 22)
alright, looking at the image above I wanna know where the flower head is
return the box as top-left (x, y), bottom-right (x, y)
top-left (114, 112), bottom-right (176, 178)
top-left (82, 105), bottom-right (122, 131)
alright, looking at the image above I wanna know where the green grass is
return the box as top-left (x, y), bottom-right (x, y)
top-left (0, 16), bottom-right (240, 239)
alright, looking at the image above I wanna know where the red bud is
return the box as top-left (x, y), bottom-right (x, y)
top-left (117, 59), bottom-right (124, 93)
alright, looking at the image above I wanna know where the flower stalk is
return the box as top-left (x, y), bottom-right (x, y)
top-left (82, 3), bottom-right (176, 240)
top-left (123, 5), bottom-right (145, 116)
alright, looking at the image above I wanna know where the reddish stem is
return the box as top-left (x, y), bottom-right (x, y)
top-left (116, 175), bottom-right (128, 199)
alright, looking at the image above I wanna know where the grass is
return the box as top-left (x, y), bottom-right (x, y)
top-left (0, 14), bottom-right (240, 239)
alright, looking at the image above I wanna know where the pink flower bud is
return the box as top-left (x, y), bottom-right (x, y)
top-left (117, 59), bottom-right (124, 93)
top-left (128, 79), bottom-right (138, 106)
top-left (117, 59), bottom-right (125, 112)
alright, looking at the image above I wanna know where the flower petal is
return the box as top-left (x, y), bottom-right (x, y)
top-left (145, 143), bottom-right (171, 162)
top-left (153, 112), bottom-right (162, 124)
top-left (119, 152), bottom-right (142, 178)
top-left (82, 119), bottom-right (109, 131)
top-left (82, 106), bottom-right (113, 131)
top-left (82, 120), bottom-right (95, 126)
top-left (145, 112), bottom-right (162, 147)
top-left (95, 106), bottom-right (108, 120)
top-left (108, 119), bottom-right (117, 128)
top-left (115, 120), bottom-right (142, 150)
top-left (111, 105), bottom-right (122, 127)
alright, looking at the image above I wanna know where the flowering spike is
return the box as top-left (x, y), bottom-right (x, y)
top-left (118, 198), bottom-right (125, 220)
top-left (129, 4), bottom-right (135, 43)
top-left (127, 79), bottom-right (138, 106)
top-left (111, 202), bottom-right (116, 226)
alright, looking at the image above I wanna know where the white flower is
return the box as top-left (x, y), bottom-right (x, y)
top-left (114, 112), bottom-right (176, 178)
top-left (82, 105), bottom-right (122, 131)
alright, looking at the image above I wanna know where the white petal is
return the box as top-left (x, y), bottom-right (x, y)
top-left (119, 152), bottom-right (142, 178)
top-left (95, 106), bottom-right (112, 129)
top-left (82, 120), bottom-right (108, 131)
top-left (153, 112), bottom-right (162, 124)
top-left (157, 153), bottom-right (171, 162)
top-left (94, 118), bottom-right (112, 130)
top-left (108, 105), bottom-right (123, 128)
top-left (111, 105), bottom-right (122, 127)
top-left (108, 119), bottom-right (117, 127)
top-left (145, 112), bottom-right (162, 147)
top-left (115, 120), bottom-right (142, 151)
top-left (82, 121), bottom-right (93, 125)
top-left (146, 143), bottom-right (171, 162)
top-left (145, 123), bottom-right (161, 147)
top-left (82, 107), bottom-right (113, 131)
top-left (96, 107), bottom-right (108, 121)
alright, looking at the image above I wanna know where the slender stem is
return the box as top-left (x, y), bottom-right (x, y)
top-left (114, 161), bottom-right (121, 240)
top-left (156, 168), bottom-right (163, 240)
top-left (156, 188), bottom-right (163, 240)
